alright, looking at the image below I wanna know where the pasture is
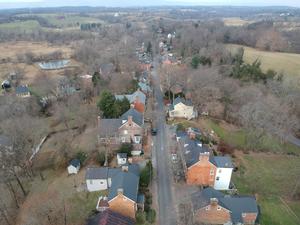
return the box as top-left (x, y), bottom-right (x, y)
top-left (227, 44), bottom-right (300, 85)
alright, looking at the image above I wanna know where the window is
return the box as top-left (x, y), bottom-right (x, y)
top-left (205, 206), bottom-right (210, 210)
top-left (124, 130), bottom-right (128, 134)
top-left (134, 136), bottom-right (141, 143)
top-left (216, 177), bottom-right (220, 181)
top-left (100, 181), bottom-right (104, 184)
top-left (89, 180), bottom-right (93, 185)
top-left (121, 137), bottom-right (126, 143)
top-left (217, 206), bottom-right (221, 211)
top-left (210, 169), bottom-right (214, 176)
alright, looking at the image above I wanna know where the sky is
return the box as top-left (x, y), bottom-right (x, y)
top-left (0, 0), bottom-right (299, 9)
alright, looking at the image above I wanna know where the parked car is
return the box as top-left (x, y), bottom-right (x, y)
top-left (151, 128), bottom-right (158, 136)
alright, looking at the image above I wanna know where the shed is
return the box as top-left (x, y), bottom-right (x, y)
top-left (67, 159), bottom-right (81, 175)
top-left (117, 153), bottom-right (128, 166)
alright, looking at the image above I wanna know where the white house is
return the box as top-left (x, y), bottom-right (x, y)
top-left (117, 153), bottom-right (127, 166)
top-left (212, 156), bottom-right (234, 190)
top-left (169, 97), bottom-right (197, 120)
top-left (67, 159), bottom-right (81, 175)
top-left (85, 167), bottom-right (120, 192)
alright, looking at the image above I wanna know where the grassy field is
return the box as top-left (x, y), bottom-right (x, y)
top-left (233, 152), bottom-right (300, 225)
top-left (227, 44), bottom-right (300, 80)
top-left (0, 20), bottom-right (41, 31)
top-left (203, 119), bottom-right (300, 154)
top-left (169, 118), bottom-right (300, 154)
top-left (222, 17), bottom-right (253, 26)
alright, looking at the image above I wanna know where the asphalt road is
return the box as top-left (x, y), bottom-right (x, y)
top-left (151, 59), bottom-right (177, 225)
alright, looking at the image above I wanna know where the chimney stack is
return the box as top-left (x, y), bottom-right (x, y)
top-left (117, 188), bottom-right (124, 195)
top-left (210, 198), bottom-right (218, 206)
top-left (128, 116), bottom-right (133, 126)
top-left (199, 152), bottom-right (210, 162)
top-left (122, 165), bottom-right (129, 172)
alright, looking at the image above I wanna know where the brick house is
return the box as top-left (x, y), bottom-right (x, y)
top-left (87, 209), bottom-right (135, 225)
top-left (192, 187), bottom-right (259, 225)
top-left (178, 134), bottom-right (233, 190)
top-left (98, 108), bottom-right (144, 151)
top-left (86, 164), bottom-right (143, 220)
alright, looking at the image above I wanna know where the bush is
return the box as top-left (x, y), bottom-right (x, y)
top-left (191, 55), bottom-right (200, 69)
top-left (146, 209), bottom-right (156, 224)
top-left (97, 151), bottom-right (106, 166)
top-left (117, 143), bottom-right (133, 157)
top-left (76, 151), bottom-right (87, 165)
top-left (136, 212), bottom-right (146, 225)
top-left (140, 161), bottom-right (153, 188)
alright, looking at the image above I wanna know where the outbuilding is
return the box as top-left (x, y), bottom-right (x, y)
top-left (67, 159), bottom-right (81, 175)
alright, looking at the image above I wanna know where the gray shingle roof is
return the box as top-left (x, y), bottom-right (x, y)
top-left (173, 97), bottom-right (193, 106)
top-left (115, 90), bottom-right (146, 105)
top-left (181, 137), bottom-right (210, 168)
top-left (220, 196), bottom-right (259, 224)
top-left (86, 167), bottom-right (109, 180)
top-left (192, 187), bottom-right (225, 210)
top-left (211, 156), bottom-right (234, 168)
top-left (108, 165), bottom-right (140, 202)
top-left (69, 159), bottom-right (80, 167)
top-left (16, 85), bottom-right (30, 94)
top-left (121, 108), bottom-right (144, 126)
top-left (98, 119), bottom-right (122, 137)
top-left (192, 187), bottom-right (258, 224)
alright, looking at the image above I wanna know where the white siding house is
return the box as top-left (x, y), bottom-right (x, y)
top-left (86, 178), bottom-right (108, 192)
top-left (85, 167), bottom-right (120, 192)
top-left (169, 97), bottom-right (197, 120)
top-left (214, 167), bottom-right (233, 190)
top-left (212, 156), bottom-right (234, 190)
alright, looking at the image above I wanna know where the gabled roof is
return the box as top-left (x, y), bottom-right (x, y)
top-left (211, 156), bottom-right (234, 168)
top-left (69, 159), bottom-right (80, 167)
top-left (173, 97), bottom-right (193, 106)
top-left (192, 187), bottom-right (225, 210)
top-left (86, 167), bottom-right (109, 180)
top-left (181, 137), bottom-right (210, 168)
top-left (108, 170), bottom-right (139, 202)
top-left (98, 119), bottom-right (122, 137)
top-left (115, 90), bottom-right (146, 105)
top-left (87, 209), bottom-right (135, 225)
top-left (16, 85), bottom-right (30, 94)
top-left (108, 165), bottom-right (140, 202)
top-left (220, 196), bottom-right (258, 224)
top-left (192, 187), bottom-right (259, 224)
top-left (117, 153), bottom-right (127, 158)
top-left (121, 108), bottom-right (144, 126)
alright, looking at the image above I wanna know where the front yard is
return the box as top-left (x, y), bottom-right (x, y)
top-left (233, 152), bottom-right (300, 225)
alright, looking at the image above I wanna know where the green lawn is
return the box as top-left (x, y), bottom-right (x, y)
top-left (233, 154), bottom-right (300, 225)
top-left (205, 119), bottom-right (300, 154)
top-left (0, 20), bottom-right (40, 31)
top-left (38, 14), bottom-right (104, 28)
top-left (67, 191), bottom-right (107, 224)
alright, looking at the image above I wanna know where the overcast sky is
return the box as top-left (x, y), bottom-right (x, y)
top-left (0, 0), bottom-right (299, 9)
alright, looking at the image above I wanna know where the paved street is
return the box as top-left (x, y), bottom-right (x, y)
top-left (151, 59), bottom-right (177, 225)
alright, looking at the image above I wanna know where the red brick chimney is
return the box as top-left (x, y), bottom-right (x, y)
top-left (128, 116), bottom-right (133, 126)
top-left (210, 198), bottom-right (219, 206)
top-left (199, 152), bottom-right (210, 162)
